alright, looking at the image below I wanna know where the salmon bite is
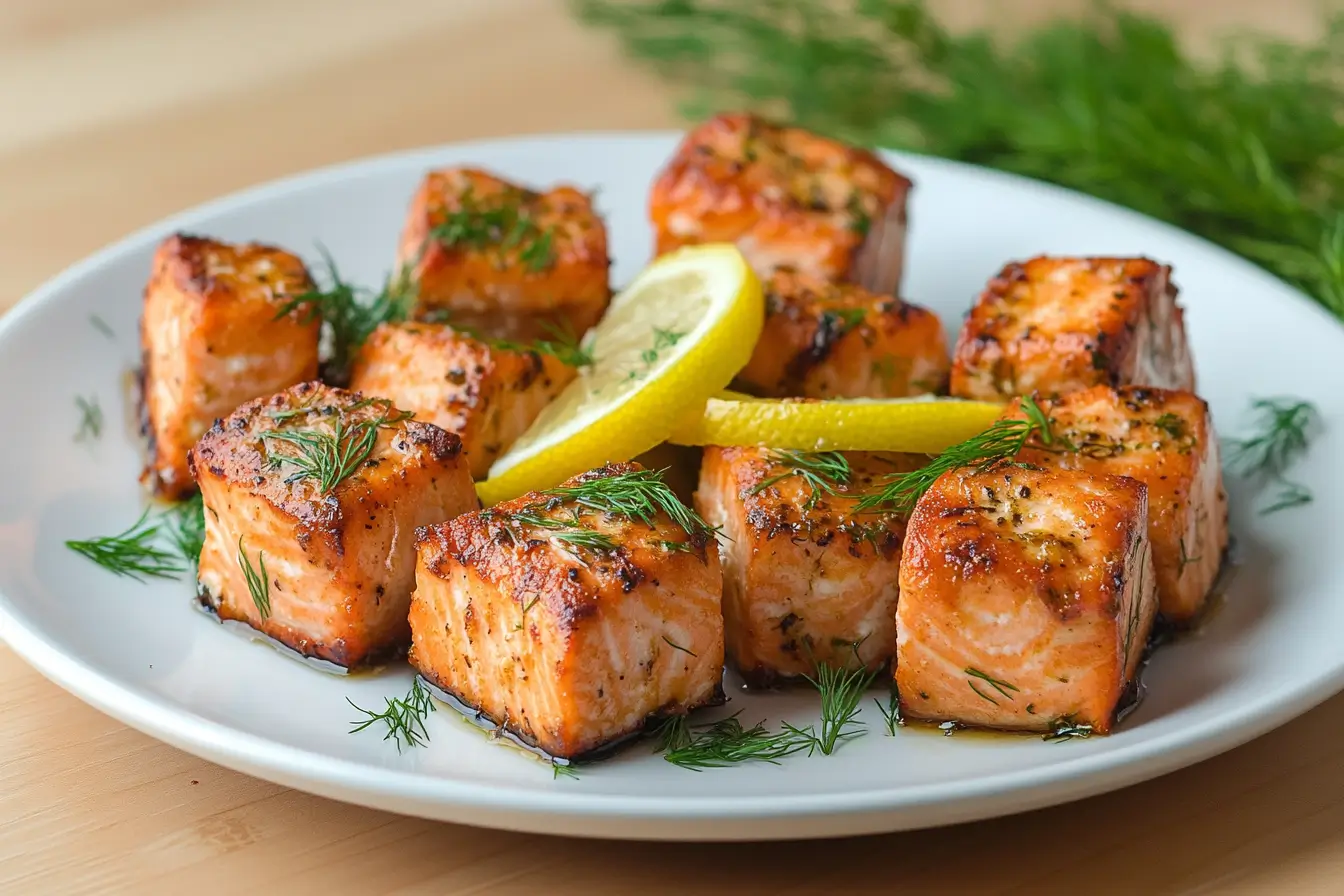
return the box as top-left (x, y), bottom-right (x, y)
top-left (408, 464), bottom-right (725, 759)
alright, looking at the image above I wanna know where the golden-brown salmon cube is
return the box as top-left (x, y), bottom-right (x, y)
top-left (650, 113), bottom-right (912, 296)
top-left (949, 256), bottom-right (1195, 402)
top-left (348, 322), bottom-right (577, 480)
top-left (189, 382), bottom-right (478, 668)
top-left (896, 462), bottom-right (1158, 734)
top-left (1009, 385), bottom-right (1228, 624)
top-left (695, 446), bottom-right (924, 685)
top-left (736, 269), bottom-right (949, 398)
top-left (397, 168), bottom-right (610, 341)
top-left (140, 234), bottom-right (319, 498)
top-left (409, 463), bottom-right (724, 759)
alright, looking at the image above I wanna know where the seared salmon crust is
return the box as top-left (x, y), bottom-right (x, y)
top-left (409, 462), bottom-right (725, 759)
top-left (190, 381), bottom-right (478, 668)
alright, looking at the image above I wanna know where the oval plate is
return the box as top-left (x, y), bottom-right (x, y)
top-left (1, 133), bottom-right (1341, 841)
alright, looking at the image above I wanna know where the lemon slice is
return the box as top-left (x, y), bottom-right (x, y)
top-left (669, 392), bottom-right (1005, 454)
top-left (477, 245), bottom-right (764, 504)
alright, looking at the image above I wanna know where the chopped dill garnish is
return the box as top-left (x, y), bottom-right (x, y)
top-left (484, 320), bottom-right (595, 368)
top-left (1227, 397), bottom-right (1319, 514)
top-left (803, 652), bottom-right (879, 754)
top-left (275, 246), bottom-right (418, 384)
top-left (66, 511), bottom-right (186, 581)
top-left (540, 467), bottom-right (715, 540)
top-left (662, 635), bottom-right (697, 657)
top-left (552, 760), bottom-right (579, 779)
top-left (88, 314), bottom-right (116, 341)
top-left (348, 677), bottom-right (436, 751)
top-left (821, 306), bottom-right (867, 337)
top-left (654, 712), bottom-right (818, 770)
top-left (430, 188), bottom-right (557, 273)
top-left (1044, 717), bottom-right (1094, 743)
top-left (874, 690), bottom-right (903, 736)
top-left (261, 399), bottom-right (411, 494)
top-left (751, 450), bottom-right (852, 511)
top-left (965, 668), bottom-right (1018, 703)
top-left (627, 327), bottom-right (687, 380)
top-left (237, 536), bottom-right (271, 620)
top-left (854, 396), bottom-right (1065, 515)
top-left (1152, 412), bottom-right (1186, 440)
top-left (74, 395), bottom-right (102, 443)
top-left (508, 510), bottom-right (620, 553)
top-left (166, 493), bottom-right (206, 568)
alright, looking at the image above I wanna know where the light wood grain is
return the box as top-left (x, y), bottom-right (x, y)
top-left (1, 1), bottom-right (1339, 892)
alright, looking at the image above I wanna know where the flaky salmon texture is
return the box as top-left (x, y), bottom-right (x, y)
top-left (951, 256), bottom-right (1195, 402)
top-left (896, 462), bottom-right (1159, 735)
top-left (650, 112), bottom-right (912, 297)
top-left (696, 446), bottom-right (924, 686)
top-left (141, 234), bottom-right (320, 499)
top-left (190, 381), bottom-right (478, 668)
top-left (1009, 385), bottom-right (1228, 624)
top-left (349, 321), bottom-right (577, 480)
top-left (409, 462), bottom-right (725, 759)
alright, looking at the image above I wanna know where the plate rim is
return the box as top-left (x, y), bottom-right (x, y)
top-left (3, 130), bottom-right (1343, 834)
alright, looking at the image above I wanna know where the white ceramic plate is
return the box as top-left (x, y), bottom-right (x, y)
top-left (1, 133), bottom-right (1341, 841)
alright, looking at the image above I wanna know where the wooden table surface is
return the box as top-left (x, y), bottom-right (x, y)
top-left (1, 1), bottom-right (1338, 892)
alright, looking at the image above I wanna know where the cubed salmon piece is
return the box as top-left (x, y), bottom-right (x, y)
top-left (1009, 385), bottom-right (1228, 624)
top-left (736, 269), bottom-right (949, 398)
top-left (397, 168), bottom-right (610, 341)
top-left (650, 113), bottom-right (912, 296)
top-left (409, 463), bottom-right (724, 759)
top-left (140, 234), bottom-right (319, 498)
top-left (348, 322), bottom-right (577, 480)
top-left (896, 462), bottom-right (1158, 734)
top-left (949, 256), bottom-right (1195, 402)
top-left (189, 382), bottom-right (478, 668)
top-left (695, 446), bottom-right (924, 685)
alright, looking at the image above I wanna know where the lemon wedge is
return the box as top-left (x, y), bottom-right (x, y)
top-left (669, 392), bottom-right (1005, 454)
top-left (477, 245), bottom-right (764, 504)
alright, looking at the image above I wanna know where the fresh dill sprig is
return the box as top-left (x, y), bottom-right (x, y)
top-left (654, 714), bottom-right (692, 753)
top-left (88, 314), bottom-right (116, 341)
top-left (751, 450), bottom-right (852, 511)
top-left (552, 760), bottom-right (579, 779)
top-left (625, 327), bottom-right (687, 381)
top-left (508, 510), bottom-right (620, 552)
top-left (965, 667), bottom-right (1019, 706)
top-left (166, 493), bottom-right (207, 568)
top-left (654, 712), bottom-right (818, 770)
top-left (541, 467), bottom-right (715, 540)
top-left (348, 677), bottom-right (437, 751)
top-left (74, 395), bottom-right (102, 443)
top-left (261, 400), bottom-right (411, 494)
top-left (237, 536), bottom-right (271, 620)
top-left (276, 246), bottom-right (418, 384)
top-left (485, 320), bottom-right (596, 368)
top-left (821, 306), bottom-right (868, 338)
top-left (577, 0), bottom-right (1344, 322)
top-left (66, 511), bottom-right (187, 581)
top-left (1152, 413), bottom-right (1186, 440)
top-left (874, 690), bottom-right (903, 736)
top-left (803, 654), bottom-right (879, 754)
top-left (430, 189), bottom-right (557, 273)
top-left (1227, 397), bottom-right (1319, 514)
top-left (854, 396), bottom-right (1063, 515)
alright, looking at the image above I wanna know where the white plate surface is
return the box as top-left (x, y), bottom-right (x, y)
top-left (1, 133), bottom-right (1341, 841)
